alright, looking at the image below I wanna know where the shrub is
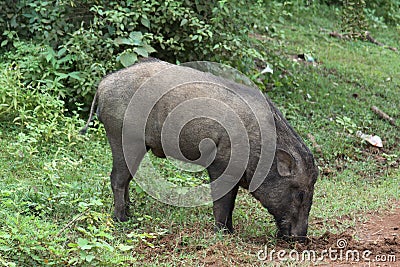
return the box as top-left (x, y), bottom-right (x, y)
top-left (318, 0), bottom-right (400, 25)
top-left (0, 43), bottom-right (87, 151)
top-left (366, 0), bottom-right (400, 25)
top-left (341, 0), bottom-right (369, 38)
top-left (1, 0), bottom-right (291, 112)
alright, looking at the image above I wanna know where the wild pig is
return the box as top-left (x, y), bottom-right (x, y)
top-left (81, 58), bottom-right (318, 241)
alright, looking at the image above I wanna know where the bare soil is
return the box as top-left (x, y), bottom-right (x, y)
top-left (277, 202), bottom-right (400, 266)
top-left (136, 202), bottom-right (399, 266)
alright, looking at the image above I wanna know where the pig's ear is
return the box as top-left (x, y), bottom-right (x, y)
top-left (276, 149), bottom-right (296, 177)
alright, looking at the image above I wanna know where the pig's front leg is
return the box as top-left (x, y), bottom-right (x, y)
top-left (211, 184), bottom-right (239, 233)
top-left (208, 162), bottom-right (240, 233)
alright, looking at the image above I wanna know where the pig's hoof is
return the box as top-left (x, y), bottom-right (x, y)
top-left (284, 235), bottom-right (308, 244)
top-left (124, 208), bottom-right (131, 218)
top-left (277, 231), bottom-right (308, 243)
top-left (113, 214), bottom-right (129, 222)
top-left (214, 224), bottom-right (234, 234)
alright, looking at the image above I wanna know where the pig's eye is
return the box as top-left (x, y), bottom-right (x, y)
top-left (296, 191), bottom-right (305, 202)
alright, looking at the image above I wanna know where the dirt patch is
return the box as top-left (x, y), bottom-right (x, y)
top-left (133, 203), bottom-right (399, 266)
top-left (270, 203), bottom-right (400, 266)
top-left (286, 232), bottom-right (399, 266)
top-left (356, 205), bottom-right (400, 243)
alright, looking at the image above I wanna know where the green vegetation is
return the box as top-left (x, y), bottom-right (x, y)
top-left (1, 0), bottom-right (399, 265)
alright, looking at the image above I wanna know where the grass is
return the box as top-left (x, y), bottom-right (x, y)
top-left (1, 4), bottom-right (399, 266)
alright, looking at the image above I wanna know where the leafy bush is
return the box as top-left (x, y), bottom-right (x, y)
top-left (341, 0), bottom-right (369, 38)
top-left (366, 0), bottom-right (400, 25)
top-left (319, 0), bottom-right (400, 25)
top-left (0, 0), bottom-right (293, 111)
top-left (0, 1), bottom-right (206, 109)
top-left (0, 44), bottom-right (87, 151)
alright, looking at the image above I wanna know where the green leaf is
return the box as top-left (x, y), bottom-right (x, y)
top-left (68, 243), bottom-right (78, 248)
top-left (56, 72), bottom-right (69, 79)
top-left (77, 238), bottom-right (93, 250)
top-left (143, 44), bottom-right (156, 54)
top-left (119, 52), bottom-right (138, 67)
top-left (77, 238), bottom-right (89, 246)
top-left (81, 244), bottom-right (94, 250)
top-left (68, 72), bottom-right (81, 80)
top-left (10, 16), bottom-right (17, 27)
top-left (141, 17), bottom-right (150, 28)
top-left (129, 31), bottom-right (143, 45)
top-left (1, 40), bottom-right (8, 47)
top-left (85, 254), bottom-right (95, 262)
top-left (118, 244), bottom-right (134, 251)
top-left (180, 18), bottom-right (188, 26)
top-left (134, 47), bottom-right (148, 57)
top-left (58, 55), bottom-right (71, 64)
top-left (45, 53), bottom-right (53, 63)
top-left (57, 48), bottom-right (67, 57)
top-left (95, 232), bottom-right (114, 240)
top-left (114, 37), bottom-right (132, 46)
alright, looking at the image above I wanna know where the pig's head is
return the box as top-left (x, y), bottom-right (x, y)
top-left (251, 105), bottom-right (319, 242)
top-left (253, 148), bottom-right (318, 242)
